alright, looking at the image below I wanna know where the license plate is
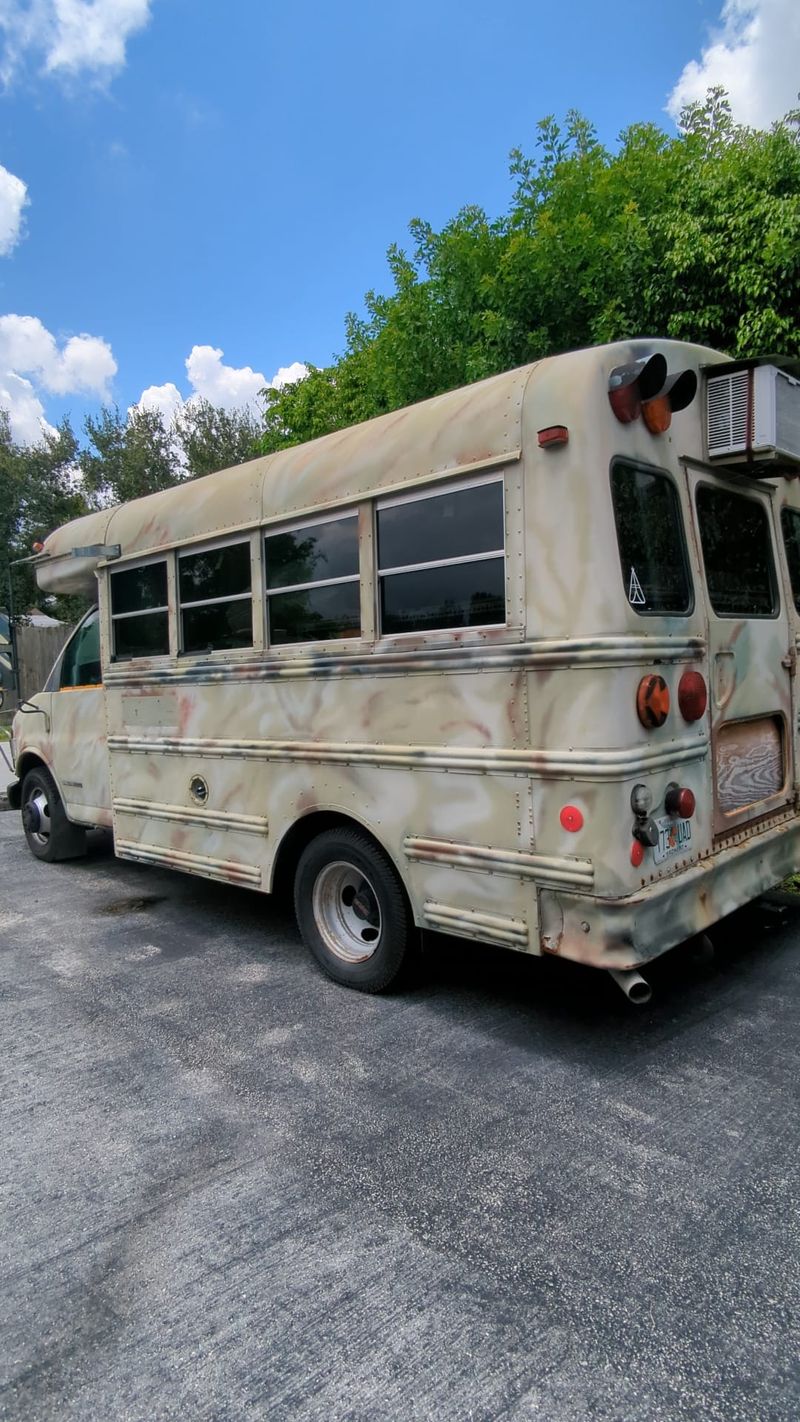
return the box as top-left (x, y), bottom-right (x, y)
top-left (652, 815), bottom-right (692, 864)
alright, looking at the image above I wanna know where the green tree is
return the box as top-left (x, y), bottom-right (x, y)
top-left (260, 89), bottom-right (800, 452)
top-left (174, 398), bottom-right (262, 478)
top-left (79, 404), bottom-right (182, 506)
top-left (0, 414), bottom-right (90, 622)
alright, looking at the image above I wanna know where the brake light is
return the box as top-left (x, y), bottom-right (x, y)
top-left (636, 674), bottom-right (670, 729)
top-left (678, 669), bottom-right (707, 722)
top-left (665, 784), bottom-right (695, 819)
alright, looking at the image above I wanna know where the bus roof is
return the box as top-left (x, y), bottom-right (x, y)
top-left (35, 338), bottom-right (728, 596)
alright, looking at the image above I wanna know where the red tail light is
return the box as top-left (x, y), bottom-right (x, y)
top-left (665, 785), bottom-right (695, 818)
top-left (678, 669), bottom-right (707, 722)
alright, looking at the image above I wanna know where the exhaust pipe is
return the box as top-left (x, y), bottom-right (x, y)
top-left (609, 967), bottom-right (652, 1005)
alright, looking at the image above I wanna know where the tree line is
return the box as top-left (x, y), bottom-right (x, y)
top-left (3, 87), bottom-right (799, 620)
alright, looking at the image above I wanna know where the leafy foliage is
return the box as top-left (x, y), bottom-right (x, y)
top-left (261, 89), bottom-right (800, 451)
top-left (0, 413), bottom-right (90, 622)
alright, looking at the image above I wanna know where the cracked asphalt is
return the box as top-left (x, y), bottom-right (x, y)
top-left (0, 809), bottom-right (798, 1421)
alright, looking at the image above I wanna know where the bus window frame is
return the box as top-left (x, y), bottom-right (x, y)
top-left (374, 472), bottom-right (508, 641)
top-left (177, 531), bottom-right (259, 657)
top-left (695, 479), bottom-right (780, 621)
top-left (609, 457), bottom-right (695, 619)
top-left (108, 551), bottom-right (172, 662)
top-left (264, 506), bottom-right (363, 651)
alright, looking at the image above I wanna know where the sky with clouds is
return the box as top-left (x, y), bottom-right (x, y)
top-left (0, 0), bottom-right (798, 445)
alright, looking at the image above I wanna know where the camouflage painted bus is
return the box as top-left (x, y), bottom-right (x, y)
top-left (9, 339), bottom-right (800, 1002)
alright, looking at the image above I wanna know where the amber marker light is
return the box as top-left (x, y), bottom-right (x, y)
top-left (641, 394), bottom-right (672, 434)
top-left (678, 669), bottom-right (707, 722)
top-left (32, 540), bottom-right (44, 553)
top-left (636, 674), bottom-right (670, 729)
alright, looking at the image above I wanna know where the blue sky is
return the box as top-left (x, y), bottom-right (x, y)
top-left (0, 0), bottom-right (798, 444)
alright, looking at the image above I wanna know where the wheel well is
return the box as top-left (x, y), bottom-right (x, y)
top-left (7, 751), bottom-right (48, 808)
top-left (270, 812), bottom-right (409, 904)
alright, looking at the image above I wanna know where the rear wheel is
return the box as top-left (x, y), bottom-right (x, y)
top-left (21, 765), bottom-right (86, 862)
top-left (294, 828), bottom-right (413, 992)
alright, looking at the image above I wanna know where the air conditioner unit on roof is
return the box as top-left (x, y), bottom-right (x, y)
top-left (706, 363), bottom-right (800, 470)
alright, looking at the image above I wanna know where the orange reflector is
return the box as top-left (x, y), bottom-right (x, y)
top-left (630, 840), bottom-right (645, 868)
top-left (538, 425), bottom-right (569, 448)
top-left (560, 805), bottom-right (584, 832)
top-left (641, 394), bottom-right (672, 434)
top-left (637, 674), bottom-right (670, 729)
top-left (678, 669), bottom-right (707, 722)
top-left (32, 540), bottom-right (44, 554)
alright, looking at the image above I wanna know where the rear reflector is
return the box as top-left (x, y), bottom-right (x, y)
top-left (538, 425), bottom-right (569, 447)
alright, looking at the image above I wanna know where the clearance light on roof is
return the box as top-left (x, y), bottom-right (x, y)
top-left (608, 354), bottom-right (667, 424)
top-left (641, 370), bottom-right (699, 435)
top-left (608, 357), bottom-right (698, 432)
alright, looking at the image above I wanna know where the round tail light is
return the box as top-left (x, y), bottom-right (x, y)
top-left (637, 674), bottom-right (670, 729)
top-left (678, 670), bottom-right (707, 722)
top-left (665, 785), bottom-right (696, 819)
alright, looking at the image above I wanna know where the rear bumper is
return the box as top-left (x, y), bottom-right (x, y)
top-left (538, 813), bottom-right (800, 970)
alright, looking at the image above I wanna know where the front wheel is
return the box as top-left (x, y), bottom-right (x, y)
top-left (21, 765), bottom-right (86, 862)
top-left (294, 828), bottom-right (413, 992)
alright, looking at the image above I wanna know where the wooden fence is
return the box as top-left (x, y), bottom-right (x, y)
top-left (14, 623), bottom-right (73, 703)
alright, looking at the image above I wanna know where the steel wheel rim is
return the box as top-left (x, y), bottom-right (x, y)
top-left (312, 860), bottom-right (382, 963)
top-left (26, 789), bottom-right (51, 847)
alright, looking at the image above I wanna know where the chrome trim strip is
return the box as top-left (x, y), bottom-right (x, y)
top-left (113, 797), bottom-right (268, 835)
top-left (108, 733), bottom-right (707, 781)
top-left (407, 836), bottom-right (594, 887)
top-left (104, 634), bottom-right (706, 687)
top-left (422, 901), bottom-right (529, 947)
top-left (115, 839), bottom-right (262, 886)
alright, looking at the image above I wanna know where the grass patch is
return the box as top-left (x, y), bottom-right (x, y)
top-left (781, 874), bottom-right (800, 895)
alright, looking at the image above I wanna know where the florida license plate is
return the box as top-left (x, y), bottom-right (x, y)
top-left (652, 815), bottom-right (692, 864)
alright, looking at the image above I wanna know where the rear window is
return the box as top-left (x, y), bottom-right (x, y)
top-left (781, 507), bottom-right (800, 613)
top-left (696, 486), bottom-right (776, 618)
top-left (610, 462), bottom-right (692, 614)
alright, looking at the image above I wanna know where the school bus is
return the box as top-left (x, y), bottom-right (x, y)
top-left (8, 339), bottom-right (800, 1003)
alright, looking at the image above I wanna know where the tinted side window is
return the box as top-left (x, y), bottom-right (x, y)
top-left (377, 480), bottom-right (506, 636)
top-left (110, 560), bottom-right (170, 660)
top-left (611, 462), bottom-right (692, 614)
top-left (60, 609), bottom-right (101, 688)
top-left (697, 486), bottom-right (776, 618)
top-left (178, 541), bottom-right (253, 655)
top-left (781, 508), bottom-right (800, 613)
top-left (265, 515), bottom-right (360, 645)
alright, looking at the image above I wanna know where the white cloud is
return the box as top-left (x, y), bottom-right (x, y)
top-left (0, 162), bottom-right (27, 254)
top-left (0, 313), bottom-right (116, 443)
top-left (131, 345), bottom-right (309, 421)
top-left (0, 0), bottom-right (153, 84)
top-left (668, 0), bottom-right (800, 129)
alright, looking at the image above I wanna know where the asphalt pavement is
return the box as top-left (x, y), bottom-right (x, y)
top-left (0, 809), bottom-right (798, 1421)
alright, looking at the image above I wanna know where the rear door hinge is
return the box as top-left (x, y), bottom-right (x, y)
top-left (781, 646), bottom-right (797, 676)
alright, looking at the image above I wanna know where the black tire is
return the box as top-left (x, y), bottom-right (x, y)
top-left (21, 765), bottom-right (87, 863)
top-left (294, 827), bottom-right (413, 992)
